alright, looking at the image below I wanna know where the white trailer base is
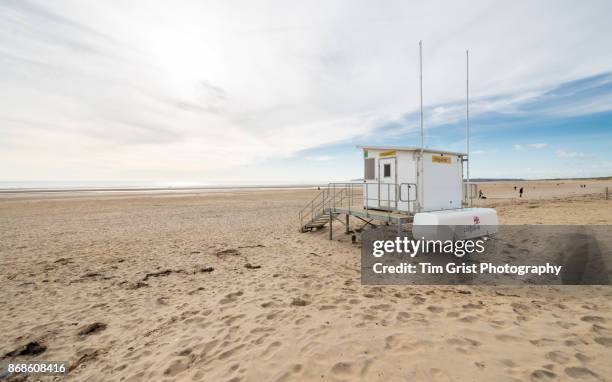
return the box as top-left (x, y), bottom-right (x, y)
top-left (412, 208), bottom-right (498, 241)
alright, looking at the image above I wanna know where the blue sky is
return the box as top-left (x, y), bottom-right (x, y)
top-left (211, 72), bottom-right (612, 183)
top-left (1, 0), bottom-right (612, 185)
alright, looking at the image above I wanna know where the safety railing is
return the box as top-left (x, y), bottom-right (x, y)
top-left (359, 182), bottom-right (419, 213)
top-left (300, 181), bottom-right (483, 230)
top-left (298, 187), bottom-right (329, 229)
top-left (299, 182), bottom-right (419, 230)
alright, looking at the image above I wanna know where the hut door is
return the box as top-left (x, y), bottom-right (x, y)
top-left (378, 157), bottom-right (397, 210)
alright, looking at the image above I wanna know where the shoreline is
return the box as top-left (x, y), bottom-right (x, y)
top-left (0, 184), bottom-right (326, 195)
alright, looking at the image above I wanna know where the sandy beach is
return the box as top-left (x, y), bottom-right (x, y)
top-left (1, 180), bottom-right (612, 381)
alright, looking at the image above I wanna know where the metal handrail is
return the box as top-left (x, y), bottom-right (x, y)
top-left (298, 185), bottom-right (346, 228)
top-left (327, 182), bottom-right (417, 206)
top-left (299, 188), bottom-right (328, 228)
top-left (299, 182), bottom-right (421, 230)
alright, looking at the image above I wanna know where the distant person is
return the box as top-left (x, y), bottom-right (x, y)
top-left (514, 186), bottom-right (517, 191)
top-left (478, 190), bottom-right (486, 199)
top-left (519, 187), bottom-right (524, 198)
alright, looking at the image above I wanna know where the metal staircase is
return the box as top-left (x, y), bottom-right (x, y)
top-left (301, 210), bottom-right (340, 231)
top-left (298, 185), bottom-right (351, 232)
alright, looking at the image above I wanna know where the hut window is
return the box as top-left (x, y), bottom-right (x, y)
top-left (383, 164), bottom-right (391, 178)
top-left (364, 158), bottom-right (375, 180)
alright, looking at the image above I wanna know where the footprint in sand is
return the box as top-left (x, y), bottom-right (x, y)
top-left (530, 338), bottom-right (556, 347)
top-left (591, 324), bottom-right (610, 335)
top-left (290, 297), bottom-right (310, 307)
top-left (261, 341), bottom-right (282, 358)
top-left (556, 321), bottom-right (577, 329)
top-left (564, 367), bottom-right (599, 380)
top-left (359, 313), bottom-right (377, 321)
top-left (359, 358), bottom-right (374, 377)
top-left (564, 339), bottom-right (583, 347)
top-left (265, 310), bottom-right (282, 320)
top-left (371, 304), bottom-right (392, 311)
top-left (222, 314), bottom-right (246, 326)
top-left (396, 311), bottom-right (411, 323)
top-left (220, 291), bottom-right (243, 304)
top-left (594, 337), bottom-right (612, 347)
top-left (495, 334), bottom-right (522, 342)
top-left (581, 316), bottom-right (605, 323)
top-left (530, 369), bottom-right (557, 381)
top-left (216, 344), bottom-right (245, 360)
top-left (163, 359), bottom-right (190, 377)
top-left (545, 350), bottom-right (570, 364)
top-left (385, 334), bottom-right (400, 349)
top-left (427, 306), bottom-right (444, 313)
top-left (574, 352), bottom-right (595, 362)
top-left (511, 302), bottom-right (532, 316)
top-left (318, 305), bottom-right (336, 310)
top-left (331, 361), bottom-right (354, 377)
top-left (294, 317), bottom-right (308, 325)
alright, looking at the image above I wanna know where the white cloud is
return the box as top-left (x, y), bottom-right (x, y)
top-left (528, 143), bottom-right (548, 149)
top-left (0, 0), bottom-right (611, 182)
top-left (555, 150), bottom-right (590, 158)
top-left (514, 143), bottom-right (548, 150)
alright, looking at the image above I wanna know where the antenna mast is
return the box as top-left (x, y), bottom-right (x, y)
top-left (419, 40), bottom-right (424, 212)
top-left (419, 41), bottom-right (424, 156)
top-left (466, 49), bottom-right (471, 205)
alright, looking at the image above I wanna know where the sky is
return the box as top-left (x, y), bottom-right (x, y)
top-left (1, 0), bottom-right (612, 186)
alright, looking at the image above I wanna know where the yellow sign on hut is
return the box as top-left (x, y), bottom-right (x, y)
top-left (379, 150), bottom-right (397, 157)
top-left (432, 155), bottom-right (452, 164)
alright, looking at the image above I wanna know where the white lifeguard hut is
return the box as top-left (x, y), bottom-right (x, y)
top-left (297, 143), bottom-right (498, 238)
top-left (359, 145), bottom-right (465, 213)
top-left (298, 42), bottom-right (498, 239)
